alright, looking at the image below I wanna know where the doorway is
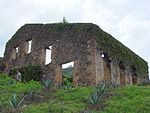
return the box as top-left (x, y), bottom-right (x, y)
top-left (61, 62), bottom-right (74, 86)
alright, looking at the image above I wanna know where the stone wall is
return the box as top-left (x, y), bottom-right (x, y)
top-left (95, 40), bottom-right (148, 85)
top-left (0, 57), bottom-right (4, 73)
top-left (2, 23), bottom-right (149, 86)
top-left (3, 23), bottom-right (98, 86)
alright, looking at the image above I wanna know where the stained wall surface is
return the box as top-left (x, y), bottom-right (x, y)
top-left (2, 23), bottom-right (149, 86)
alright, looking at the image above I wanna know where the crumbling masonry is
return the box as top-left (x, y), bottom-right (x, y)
top-left (0, 23), bottom-right (149, 86)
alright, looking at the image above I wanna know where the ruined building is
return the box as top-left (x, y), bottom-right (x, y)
top-left (0, 23), bottom-right (149, 86)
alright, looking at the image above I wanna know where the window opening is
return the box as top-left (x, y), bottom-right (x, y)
top-left (45, 46), bottom-right (52, 65)
top-left (27, 40), bottom-right (32, 53)
top-left (15, 47), bottom-right (18, 53)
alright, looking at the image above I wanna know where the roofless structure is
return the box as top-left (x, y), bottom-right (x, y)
top-left (0, 23), bottom-right (149, 85)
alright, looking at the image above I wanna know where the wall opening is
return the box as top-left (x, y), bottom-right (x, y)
top-left (119, 61), bottom-right (126, 85)
top-left (101, 53), bottom-right (105, 58)
top-left (45, 46), bottom-right (52, 65)
top-left (15, 47), bottom-right (19, 54)
top-left (62, 62), bottom-right (74, 86)
top-left (102, 53), bottom-right (111, 82)
top-left (27, 40), bottom-right (32, 53)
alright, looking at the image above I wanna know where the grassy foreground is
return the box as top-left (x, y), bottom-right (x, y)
top-left (103, 86), bottom-right (150, 113)
top-left (0, 74), bottom-right (150, 113)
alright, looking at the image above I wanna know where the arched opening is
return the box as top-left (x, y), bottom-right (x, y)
top-left (119, 61), bottom-right (126, 85)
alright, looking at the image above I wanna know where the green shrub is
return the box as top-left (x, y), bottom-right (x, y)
top-left (63, 83), bottom-right (73, 90)
top-left (27, 80), bottom-right (43, 90)
top-left (11, 64), bottom-right (43, 82)
top-left (0, 73), bottom-right (16, 85)
top-left (63, 76), bottom-right (73, 85)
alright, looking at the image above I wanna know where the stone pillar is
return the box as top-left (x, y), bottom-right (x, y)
top-left (110, 63), bottom-right (120, 85)
top-left (125, 71), bottom-right (132, 85)
top-left (9, 48), bottom-right (16, 61)
top-left (95, 50), bottom-right (104, 84)
top-left (54, 65), bottom-right (62, 86)
top-left (19, 41), bottom-right (29, 56)
top-left (73, 59), bottom-right (80, 86)
top-left (103, 59), bottom-right (111, 82)
top-left (119, 69), bottom-right (126, 85)
top-left (38, 48), bottom-right (46, 65)
top-left (73, 39), bottom-right (97, 86)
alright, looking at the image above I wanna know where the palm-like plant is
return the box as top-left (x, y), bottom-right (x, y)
top-left (88, 81), bottom-right (115, 106)
top-left (43, 79), bottom-right (53, 90)
top-left (96, 81), bottom-right (112, 95)
top-left (88, 91), bottom-right (100, 105)
top-left (9, 93), bottom-right (26, 111)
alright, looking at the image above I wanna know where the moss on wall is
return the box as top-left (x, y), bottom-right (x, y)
top-left (6, 23), bottom-right (94, 47)
top-left (95, 29), bottom-right (148, 76)
top-left (5, 23), bottom-right (148, 76)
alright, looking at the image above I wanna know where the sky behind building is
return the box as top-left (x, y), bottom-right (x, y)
top-left (0, 0), bottom-right (150, 78)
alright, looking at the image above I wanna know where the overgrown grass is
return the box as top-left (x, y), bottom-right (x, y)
top-left (0, 74), bottom-right (150, 113)
top-left (0, 74), bottom-right (43, 112)
top-left (102, 85), bottom-right (150, 113)
top-left (23, 87), bottom-right (94, 113)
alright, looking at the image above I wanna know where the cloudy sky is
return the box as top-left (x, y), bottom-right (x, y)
top-left (0, 0), bottom-right (150, 77)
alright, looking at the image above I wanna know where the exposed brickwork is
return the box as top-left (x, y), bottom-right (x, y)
top-left (1, 23), bottom-right (149, 86)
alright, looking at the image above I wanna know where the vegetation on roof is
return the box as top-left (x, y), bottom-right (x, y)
top-left (5, 23), bottom-right (148, 76)
top-left (94, 28), bottom-right (148, 75)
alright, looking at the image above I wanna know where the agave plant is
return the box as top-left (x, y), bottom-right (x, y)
top-left (28, 88), bottom-right (36, 101)
top-left (88, 91), bottom-right (101, 105)
top-left (9, 93), bottom-right (26, 111)
top-left (43, 79), bottom-right (53, 90)
top-left (88, 81), bottom-right (115, 106)
top-left (96, 81), bottom-right (113, 95)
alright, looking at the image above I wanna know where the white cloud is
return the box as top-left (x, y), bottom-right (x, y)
top-left (81, 0), bottom-right (118, 35)
top-left (117, 14), bottom-right (150, 59)
top-left (0, 0), bottom-right (150, 78)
